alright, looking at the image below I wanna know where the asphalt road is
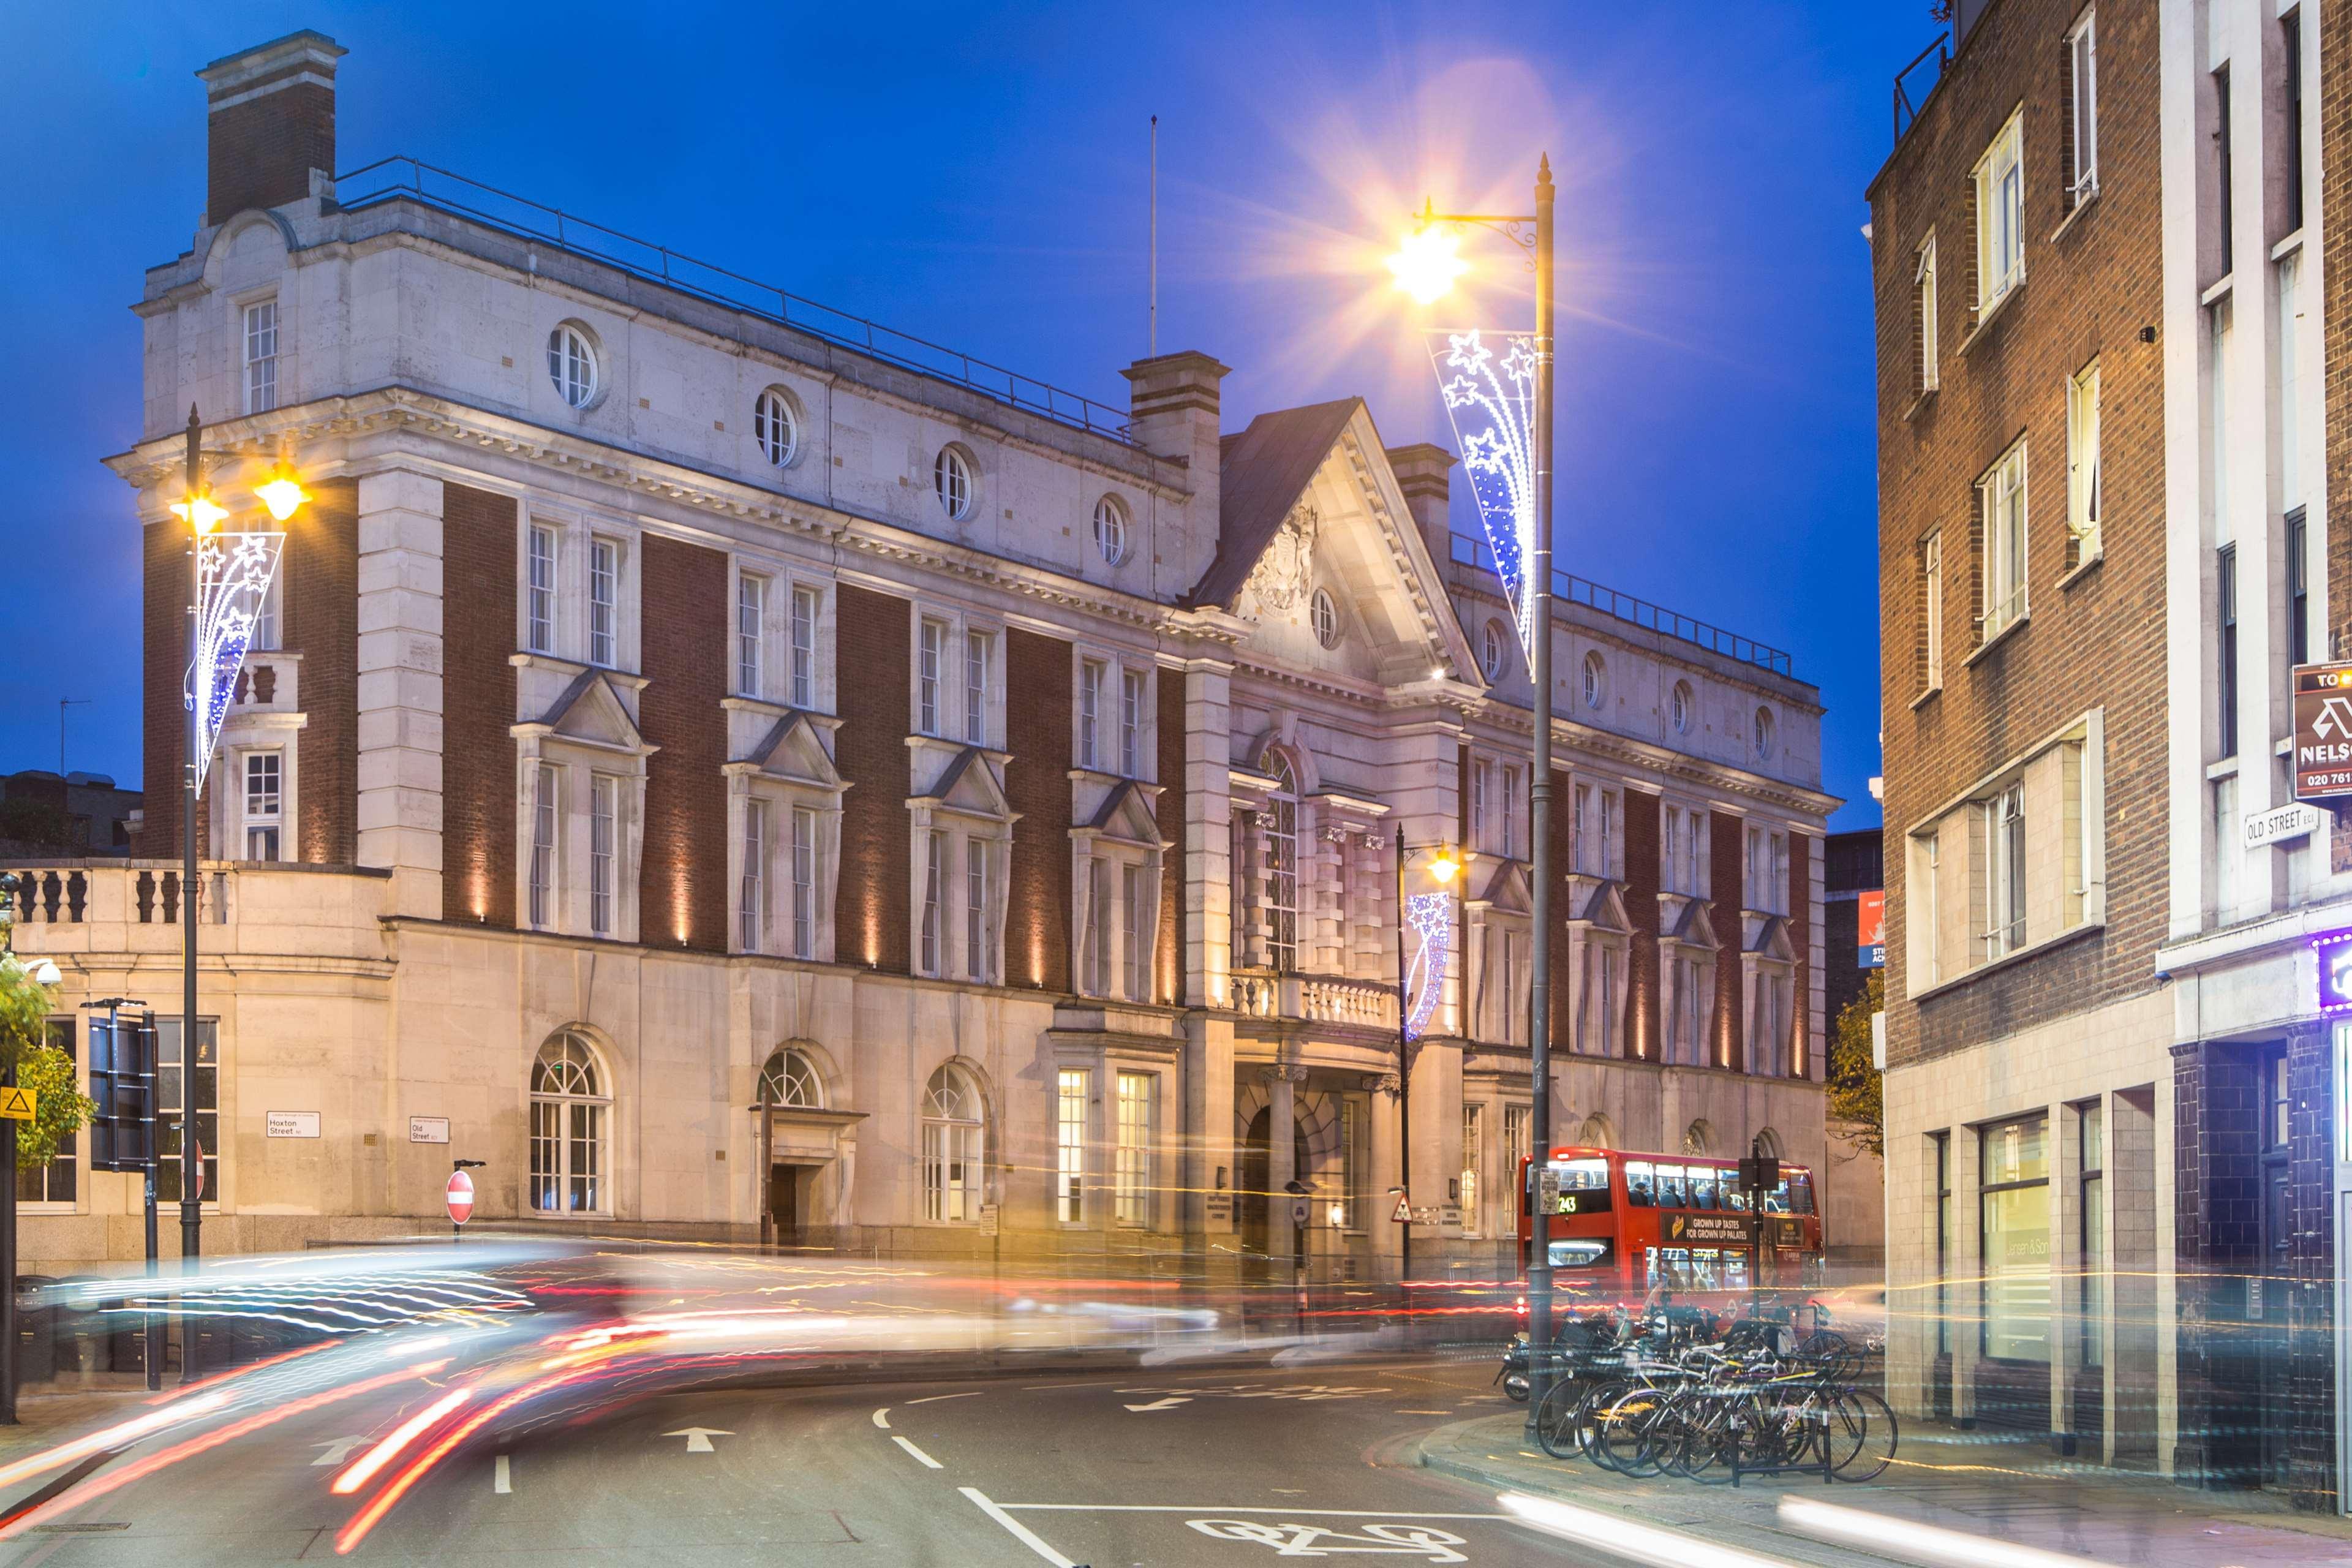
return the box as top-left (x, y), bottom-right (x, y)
top-left (0, 1353), bottom-right (1596, 1566)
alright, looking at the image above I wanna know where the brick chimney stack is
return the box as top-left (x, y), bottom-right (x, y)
top-left (197, 30), bottom-right (347, 226)
top-left (1122, 350), bottom-right (1229, 480)
top-left (1384, 443), bottom-right (1456, 566)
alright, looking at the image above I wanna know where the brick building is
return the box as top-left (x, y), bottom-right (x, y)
top-left (8, 32), bottom-right (1836, 1286)
top-left (1875, 0), bottom-right (2343, 1507)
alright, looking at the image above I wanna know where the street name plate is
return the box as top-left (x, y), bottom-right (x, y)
top-left (1204, 1193), bottom-right (1234, 1223)
top-left (408, 1117), bottom-right (450, 1145)
top-left (265, 1110), bottom-right (321, 1139)
top-left (2245, 802), bottom-right (2326, 849)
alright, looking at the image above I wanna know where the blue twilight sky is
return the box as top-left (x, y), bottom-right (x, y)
top-left (2, 2), bottom-right (1929, 831)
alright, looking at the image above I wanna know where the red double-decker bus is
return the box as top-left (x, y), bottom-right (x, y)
top-left (1514, 1145), bottom-right (1824, 1300)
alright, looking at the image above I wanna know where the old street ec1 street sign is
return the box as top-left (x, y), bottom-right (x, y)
top-left (2294, 662), bottom-right (2352, 800)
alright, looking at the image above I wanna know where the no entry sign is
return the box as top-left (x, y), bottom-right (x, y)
top-left (445, 1168), bottom-right (476, 1226)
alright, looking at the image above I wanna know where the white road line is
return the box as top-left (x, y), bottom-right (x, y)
top-left (1000, 1504), bottom-right (1504, 1518)
top-left (892, 1436), bottom-right (943, 1470)
top-left (493, 1453), bottom-right (511, 1494)
top-left (907, 1391), bottom-right (983, 1405)
top-left (870, 1408), bottom-right (891, 1429)
top-left (961, 1486), bottom-right (1079, 1568)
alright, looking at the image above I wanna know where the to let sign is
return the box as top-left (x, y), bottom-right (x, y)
top-left (445, 1169), bottom-right (475, 1226)
top-left (2294, 663), bottom-right (2352, 799)
top-left (1857, 890), bottom-right (1885, 969)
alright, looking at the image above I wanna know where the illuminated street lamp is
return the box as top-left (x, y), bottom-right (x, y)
top-left (171, 407), bottom-right (305, 1376)
top-left (1386, 157), bottom-right (1558, 1427)
top-left (1394, 837), bottom-right (1468, 1285)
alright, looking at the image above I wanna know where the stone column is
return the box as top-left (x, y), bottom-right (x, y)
top-left (1184, 1015), bottom-right (1237, 1238)
top-left (353, 468), bottom-right (445, 917)
top-left (1369, 1081), bottom-right (1401, 1274)
top-left (1268, 1067), bottom-right (1298, 1275)
top-left (1183, 660), bottom-right (1233, 1005)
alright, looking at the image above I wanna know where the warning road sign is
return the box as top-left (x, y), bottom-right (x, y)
top-left (0, 1087), bottom-right (37, 1121)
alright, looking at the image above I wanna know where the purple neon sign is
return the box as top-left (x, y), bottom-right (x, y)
top-left (2313, 930), bottom-right (2352, 1016)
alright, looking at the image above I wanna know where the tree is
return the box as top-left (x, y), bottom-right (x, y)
top-left (0, 950), bottom-right (93, 1169)
top-left (1827, 970), bottom-right (1884, 1156)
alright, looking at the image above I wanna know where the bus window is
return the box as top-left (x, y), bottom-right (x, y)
top-left (1549, 1238), bottom-right (1613, 1269)
top-left (1624, 1161), bottom-right (1655, 1207)
top-left (1722, 1252), bottom-right (1751, 1291)
top-left (1687, 1167), bottom-right (1718, 1210)
top-left (1724, 1183), bottom-right (1750, 1213)
top-left (1765, 1179), bottom-right (1790, 1215)
top-left (1790, 1170), bottom-right (1814, 1215)
top-left (1558, 1157), bottom-right (1610, 1193)
top-left (1657, 1164), bottom-right (1687, 1208)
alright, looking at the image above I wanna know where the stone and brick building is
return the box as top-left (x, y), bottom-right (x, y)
top-left (1875, 0), bottom-right (2345, 1508)
top-left (9, 32), bottom-right (1836, 1288)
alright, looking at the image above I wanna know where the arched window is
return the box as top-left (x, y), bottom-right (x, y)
top-left (530, 1031), bottom-right (609, 1214)
top-left (1093, 495), bottom-right (1129, 565)
top-left (1310, 588), bottom-right (1340, 649)
top-left (922, 1064), bottom-right (985, 1223)
top-left (546, 324), bottom-right (599, 409)
top-left (1753, 705), bottom-right (1777, 761)
top-left (1480, 619), bottom-right (1508, 679)
top-left (1582, 650), bottom-right (1607, 710)
top-left (758, 1048), bottom-right (823, 1110)
top-left (753, 388), bottom-right (801, 467)
top-left (1265, 752), bottom-right (1299, 971)
top-left (1575, 1111), bottom-right (1615, 1148)
top-left (1670, 679), bottom-right (1694, 735)
top-left (1753, 1126), bottom-right (1785, 1161)
top-left (1683, 1118), bottom-right (1715, 1156)
top-left (933, 446), bottom-right (973, 521)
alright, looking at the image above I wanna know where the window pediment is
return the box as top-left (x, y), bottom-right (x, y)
top-left (1076, 779), bottom-right (1169, 850)
top-left (733, 710), bottom-right (846, 793)
top-left (1745, 912), bottom-right (1795, 963)
top-left (912, 745), bottom-right (1017, 825)
top-left (1662, 895), bottom-right (1721, 952)
top-left (515, 669), bottom-right (651, 757)
top-left (1469, 860), bottom-right (1532, 917)
top-left (1567, 878), bottom-right (1632, 935)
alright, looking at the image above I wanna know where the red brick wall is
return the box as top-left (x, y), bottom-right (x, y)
top-left (1006, 629), bottom-right (1073, 993)
top-left (140, 525), bottom-right (198, 858)
top-left (1156, 667), bottom-right (1186, 1005)
top-left (1789, 832), bottom-right (1813, 1081)
top-left (638, 537), bottom-right (728, 951)
top-left (440, 483), bottom-right (517, 927)
top-left (1712, 811), bottom-right (1745, 1072)
top-left (206, 78), bottom-right (334, 222)
top-left (1547, 763), bottom-right (1574, 1051)
top-left (834, 586), bottom-right (910, 973)
top-left (1871, 0), bottom-right (2168, 1070)
top-left (1624, 787), bottom-right (1660, 1061)
top-left (287, 480), bottom-right (357, 865)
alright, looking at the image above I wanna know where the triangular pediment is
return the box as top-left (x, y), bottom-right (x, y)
top-left (1196, 400), bottom-right (1479, 688)
top-left (1746, 913), bottom-right (1795, 962)
top-left (913, 746), bottom-right (1014, 821)
top-left (1471, 859), bottom-right (1532, 916)
top-left (536, 670), bottom-right (646, 753)
top-left (737, 711), bottom-right (845, 792)
top-left (1665, 897), bottom-right (1721, 952)
top-left (1080, 779), bottom-right (1167, 849)
top-left (1569, 877), bottom-right (1631, 934)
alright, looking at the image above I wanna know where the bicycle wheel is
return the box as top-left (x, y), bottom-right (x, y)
top-left (1826, 1389), bottom-right (1898, 1482)
top-left (1594, 1386), bottom-right (1672, 1478)
top-left (1570, 1380), bottom-right (1632, 1469)
top-left (1676, 1398), bottom-right (1740, 1485)
top-left (1532, 1376), bottom-right (1585, 1460)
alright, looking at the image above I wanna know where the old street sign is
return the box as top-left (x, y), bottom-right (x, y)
top-left (2294, 663), bottom-right (2352, 800)
top-left (1665, 1212), bottom-right (1752, 1246)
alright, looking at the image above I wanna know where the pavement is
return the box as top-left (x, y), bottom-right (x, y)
top-left (1417, 1405), bottom-right (2352, 1568)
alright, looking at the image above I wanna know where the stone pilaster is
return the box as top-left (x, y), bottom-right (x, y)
top-left (1183, 660), bottom-right (1233, 1005)
top-left (353, 468), bottom-right (445, 917)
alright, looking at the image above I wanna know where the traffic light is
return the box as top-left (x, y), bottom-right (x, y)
top-left (88, 1010), bottom-right (156, 1172)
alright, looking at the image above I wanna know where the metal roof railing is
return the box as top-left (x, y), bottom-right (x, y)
top-left (1449, 533), bottom-right (1794, 677)
top-left (333, 156), bottom-right (1136, 442)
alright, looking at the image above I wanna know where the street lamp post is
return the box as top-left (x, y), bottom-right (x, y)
top-left (1391, 837), bottom-right (1463, 1289)
top-left (1389, 156), bottom-right (1557, 1430)
top-left (169, 406), bottom-right (307, 1382)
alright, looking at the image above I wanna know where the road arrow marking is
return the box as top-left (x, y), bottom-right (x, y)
top-left (311, 1438), bottom-right (368, 1466)
top-left (663, 1427), bottom-right (733, 1454)
top-left (1123, 1397), bottom-right (1193, 1412)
